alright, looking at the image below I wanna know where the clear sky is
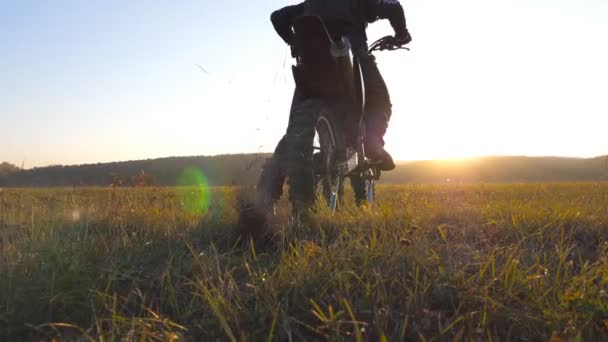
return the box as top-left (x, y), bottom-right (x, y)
top-left (1, 0), bottom-right (607, 168)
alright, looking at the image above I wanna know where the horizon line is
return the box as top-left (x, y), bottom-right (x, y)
top-left (5, 153), bottom-right (607, 170)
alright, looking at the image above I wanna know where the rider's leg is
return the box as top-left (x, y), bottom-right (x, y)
top-left (257, 136), bottom-right (287, 213)
top-left (256, 89), bottom-right (301, 212)
top-left (354, 47), bottom-right (395, 171)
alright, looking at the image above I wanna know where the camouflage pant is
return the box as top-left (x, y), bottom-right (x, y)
top-left (355, 46), bottom-right (392, 147)
top-left (258, 88), bottom-right (324, 210)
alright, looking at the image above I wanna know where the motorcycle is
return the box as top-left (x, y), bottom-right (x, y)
top-left (258, 15), bottom-right (408, 213)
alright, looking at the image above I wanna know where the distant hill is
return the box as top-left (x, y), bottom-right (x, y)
top-left (0, 155), bottom-right (606, 187)
top-left (0, 154), bottom-right (271, 187)
top-left (384, 156), bottom-right (608, 184)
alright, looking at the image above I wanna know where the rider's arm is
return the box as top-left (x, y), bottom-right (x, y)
top-left (270, 3), bottom-right (306, 46)
top-left (368, 0), bottom-right (408, 36)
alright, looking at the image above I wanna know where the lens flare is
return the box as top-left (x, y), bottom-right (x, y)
top-left (71, 210), bottom-right (81, 222)
top-left (176, 167), bottom-right (210, 214)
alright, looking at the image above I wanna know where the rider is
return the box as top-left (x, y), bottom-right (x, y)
top-left (259, 0), bottom-right (411, 215)
top-left (271, 0), bottom-right (412, 171)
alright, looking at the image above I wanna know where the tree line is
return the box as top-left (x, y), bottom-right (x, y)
top-left (0, 155), bottom-right (606, 187)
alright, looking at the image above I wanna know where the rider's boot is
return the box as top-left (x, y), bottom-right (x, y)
top-left (365, 116), bottom-right (395, 171)
top-left (366, 140), bottom-right (395, 171)
top-left (257, 142), bottom-right (287, 216)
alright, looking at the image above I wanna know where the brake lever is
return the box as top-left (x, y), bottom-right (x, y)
top-left (370, 41), bottom-right (410, 52)
top-left (374, 45), bottom-right (410, 52)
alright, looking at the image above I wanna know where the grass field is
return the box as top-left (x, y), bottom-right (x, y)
top-left (1, 184), bottom-right (607, 340)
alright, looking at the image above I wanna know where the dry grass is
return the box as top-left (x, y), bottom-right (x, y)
top-left (1, 183), bottom-right (607, 340)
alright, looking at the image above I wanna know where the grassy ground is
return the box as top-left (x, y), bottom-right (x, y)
top-left (1, 184), bottom-right (607, 340)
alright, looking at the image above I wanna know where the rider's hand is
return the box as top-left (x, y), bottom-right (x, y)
top-left (394, 30), bottom-right (412, 46)
top-left (290, 44), bottom-right (298, 58)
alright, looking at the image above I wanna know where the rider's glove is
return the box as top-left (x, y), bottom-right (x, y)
top-left (394, 29), bottom-right (412, 46)
top-left (290, 45), bottom-right (298, 58)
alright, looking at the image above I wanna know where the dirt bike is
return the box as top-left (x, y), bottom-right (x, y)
top-left (258, 16), bottom-right (408, 213)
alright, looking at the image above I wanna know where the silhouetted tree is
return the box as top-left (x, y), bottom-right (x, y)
top-left (0, 162), bottom-right (19, 176)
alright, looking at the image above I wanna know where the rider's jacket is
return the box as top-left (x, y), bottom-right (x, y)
top-left (271, 0), bottom-right (407, 50)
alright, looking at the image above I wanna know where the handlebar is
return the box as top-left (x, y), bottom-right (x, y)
top-left (368, 36), bottom-right (410, 53)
